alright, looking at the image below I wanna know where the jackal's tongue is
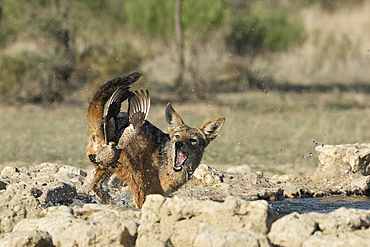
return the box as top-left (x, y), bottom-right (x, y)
top-left (174, 150), bottom-right (187, 171)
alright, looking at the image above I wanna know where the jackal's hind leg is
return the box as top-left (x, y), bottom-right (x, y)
top-left (90, 166), bottom-right (114, 204)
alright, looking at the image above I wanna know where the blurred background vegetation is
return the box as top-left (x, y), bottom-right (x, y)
top-left (1, 0), bottom-right (370, 174)
top-left (2, 0), bottom-right (369, 103)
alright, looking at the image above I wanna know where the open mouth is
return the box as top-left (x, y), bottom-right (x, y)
top-left (173, 149), bottom-right (188, 172)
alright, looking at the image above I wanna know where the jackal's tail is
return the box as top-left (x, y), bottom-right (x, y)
top-left (86, 72), bottom-right (142, 158)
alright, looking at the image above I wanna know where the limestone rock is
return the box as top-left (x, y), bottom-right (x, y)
top-left (194, 226), bottom-right (270, 247)
top-left (315, 143), bottom-right (370, 177)
top-left (302, 228), bottom-right (370, 247)
top-left (269, 207), bottom-right (370, 247)
top-left (13, 204), bottom-right (140, 247)
top-left (226, 164), bottom-right (252, 174)
top-left (268, 212), bottom-right (317, 247)
top-left (0, 183), bottom-right (42, 234)
top-left (271, 174), bottom-right (297, 182)
top-left (0, 166), bottom-right (21, 178)
top-left (314, 207), bottom-right (370, 234)
top-left (193, 164), bottom-right (223, 185)
top-left (351, 175), bottom-right (370, 191)
top-left (137, 195), bottom-right (277, 247)
top-left (0, 163), bottom-right (95, 205)
top-left (0, 230), bottom-right (53, 247)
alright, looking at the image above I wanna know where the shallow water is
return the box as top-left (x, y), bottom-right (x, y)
top-left (269, 196), bottom-right (370, 217)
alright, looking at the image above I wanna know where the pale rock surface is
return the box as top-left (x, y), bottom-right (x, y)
top-left (136, 194), bottom-right (277, 247)
top-left (194, 225), bottom-right (271, 247)
top-left (302, 228), bottom-right (370, 247)
top-left (226, 164), bottom-right (252, 174)
top-left (13, 204), bottom-right (140, 247)
top-left (0, 163), bottom-right (94, 205)
top-left (269, 207), bottom-right (370, 247)
top-left (313, 143), bottom-right (370, 196)
top-left (315, 143), bottom-right (370, 177)
top-left (271, 174), bottom-right (297, 182)
top-left (0, 183), bottom-right (42, 234)
top-left (268, 212), bottom-right (317, 247)
top-left (193, 164), bottom-right (223, 185)
top-left (0, 230), bottom-right (53, 247)
top-left (0, 151), bottom-right (370, 246)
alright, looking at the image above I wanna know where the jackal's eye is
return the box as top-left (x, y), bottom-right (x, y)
top-left (189, 138), bottom-right (197, 144)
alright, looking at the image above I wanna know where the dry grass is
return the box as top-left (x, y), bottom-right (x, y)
top-left (1, 91), bottom-right (370, 176)
top-left (264, 2), bottom-right (370, 84)
top-left (0, 104), bottom-right (88, 167)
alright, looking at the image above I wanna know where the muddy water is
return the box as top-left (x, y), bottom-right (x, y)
top-left (269, 196), bottom-right (370, 217)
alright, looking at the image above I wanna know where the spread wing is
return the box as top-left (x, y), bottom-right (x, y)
top-left (103, 86), bottom-right (134, 144)
top-left (86, 72), bottom-right (142, 158)
top-left (117, 90), bottom-right (150, 150)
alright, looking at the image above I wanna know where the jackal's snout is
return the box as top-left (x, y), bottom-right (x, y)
top-left (174, 141), bottom-right (188, 172)
top-left (175, 141), bottom-right (184, 149)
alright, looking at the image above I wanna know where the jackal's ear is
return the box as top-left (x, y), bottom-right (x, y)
top-left (198, 117), bottom-right (225, 143)
top-left (165, 103), bottom-right (184, 133)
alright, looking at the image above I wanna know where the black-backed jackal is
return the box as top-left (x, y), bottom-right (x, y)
top-left (86, 72), bottom-right (225, 208)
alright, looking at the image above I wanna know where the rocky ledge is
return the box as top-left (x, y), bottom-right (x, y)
top-left (0, 143), bottom-right (369, 246)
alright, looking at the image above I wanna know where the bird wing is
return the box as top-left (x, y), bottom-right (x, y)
top-left (86, 72), bottom-right (142, 157)
top-left (117, 90), bottom-right (150, 150)
top-left (103, 86), bottom-right (134, 144)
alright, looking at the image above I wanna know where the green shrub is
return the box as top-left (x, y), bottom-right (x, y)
top-left (227, 7), bottom-right (306, 55)
top-left (0, 51), bottom-right (70, 102)
top-left (124, 0), bottom-right (228, 41)
top-left (0, 42), bottom-right (143, 103)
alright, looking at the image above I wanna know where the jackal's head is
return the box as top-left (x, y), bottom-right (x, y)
top-left (165, 103), bottom-right (225, 173)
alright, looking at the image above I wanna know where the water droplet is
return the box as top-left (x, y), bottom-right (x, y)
top-left (309, 153), bottom-right (312, 157)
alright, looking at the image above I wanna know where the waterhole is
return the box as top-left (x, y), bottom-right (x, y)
top-left (269, 196), bottom-right (370, 217)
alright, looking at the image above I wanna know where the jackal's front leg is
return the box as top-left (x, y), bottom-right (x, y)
top-left (90, 165), bottom-right (113, 204)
